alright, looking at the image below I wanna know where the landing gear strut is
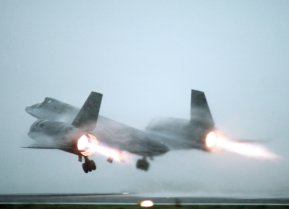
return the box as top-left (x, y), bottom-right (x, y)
top-left (136, 157), bottom-right (149, 171)
top-left (82, 157), bottom-right (96, 173)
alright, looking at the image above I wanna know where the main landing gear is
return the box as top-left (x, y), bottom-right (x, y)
top-left (136, 157), bottom-right (150, 171)
top-left (79, 155), bottom-right (96, 173)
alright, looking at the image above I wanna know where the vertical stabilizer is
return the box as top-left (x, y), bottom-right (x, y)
top-left (190, 90), bottom-right (214, 128)
top-left (72, 92), bottom-right (102, 132)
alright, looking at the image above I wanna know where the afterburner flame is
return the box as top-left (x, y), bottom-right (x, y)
top-left (205, 130), bottom-right (278, 160)
top-left (205, 131), bottom-right (223, 152)
top-left (77, 134), bottom-right (98, 156)
top-left (77, 133), bottom-right (126, 162)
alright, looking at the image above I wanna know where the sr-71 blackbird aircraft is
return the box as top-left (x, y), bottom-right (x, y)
top-left (25, 90), bottom-right (221, 173)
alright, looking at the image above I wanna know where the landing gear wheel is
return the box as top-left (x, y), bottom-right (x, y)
top-left (82, 163), bottom-right (89, 173)
top-left (136, 158), bottom-right (149, 171)
top-left (82, 159), bottom-right (96, 173)
top-left (90, 160), bottom-right (96, 170)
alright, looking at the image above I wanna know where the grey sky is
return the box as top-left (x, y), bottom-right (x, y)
top-left (0, 0), bottom-right (289, 196)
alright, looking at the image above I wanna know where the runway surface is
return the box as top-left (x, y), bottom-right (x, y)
top-left (0, 193), bottom-right (289, 205)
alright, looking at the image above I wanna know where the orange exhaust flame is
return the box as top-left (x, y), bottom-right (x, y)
top-left (77, 133), bottom-right (127, 162)
top-left (205, 131), bottom-right (278, 160)
top-left (77, 134), bottom-right (98, 157)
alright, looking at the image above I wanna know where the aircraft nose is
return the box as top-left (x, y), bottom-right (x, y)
top-left (25, 105), bottom-right (37, 115)
top-left (25, 104), bottom-right (41, 118)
